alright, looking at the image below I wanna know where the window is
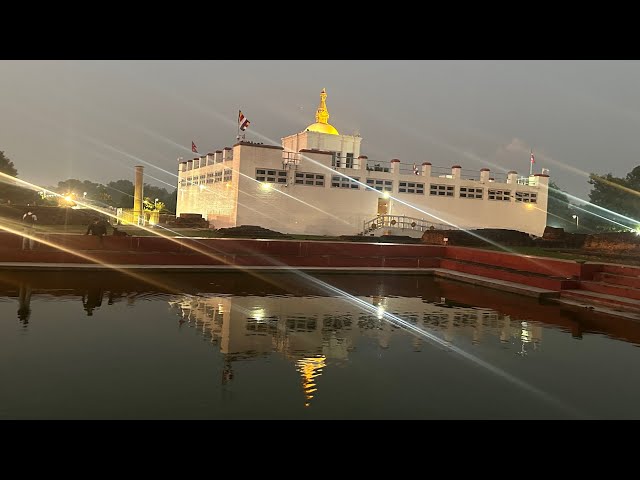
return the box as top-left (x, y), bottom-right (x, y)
top-left (332, 152), bottom-right (341, 168)
top-left (331, 175), bottom-right (360, 189)
top-left (460, 187), bottom-right (483, 199)
top-left (223, 169), bottom-right (232, 182)
top-left (256, 168), bottom-right (287, 183)
top-left (515, 191), bottom-right (537, 203)
top-left (295, 172), bottom-right (325, 186)
top-left (345, 152), bottom-right (354, 168)
top-left (180, 179), bottom-right (186, 187)
top-left (366, 178), bottom-right (393, 192)
top-left (430, 184), bottom-right (454, 197)
top-left (399, 181), bottom-right (424, 194)
top-left (488, 189), bottom-right (511, 201)
top-left (214, 171), bottom-right (223, 183)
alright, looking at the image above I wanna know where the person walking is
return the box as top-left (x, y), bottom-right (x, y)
top-left (21, 210), bottom-right (38, 250)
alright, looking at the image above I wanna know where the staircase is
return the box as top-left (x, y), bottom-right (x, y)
top-left (360, 215), bottom-right (453, 238)
top-left (560, 264), bottom-right (640, 313)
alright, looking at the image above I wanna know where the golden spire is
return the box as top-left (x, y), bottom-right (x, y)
top-left (305, 88), bottom-right (339, 135)
top-left (315, 88), bottom-right (330, 124)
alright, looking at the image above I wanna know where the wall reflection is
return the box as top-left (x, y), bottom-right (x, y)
top-left (168, 294), bottom-right (542, 406)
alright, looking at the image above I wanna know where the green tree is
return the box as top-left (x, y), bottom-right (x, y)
top-left (582, 169), bottom-right (640, 231)
top-left (546, 181), bottom-right (574, 230)
top-left (106, 180), bottom-right (135, 207)
top-left (0, 150), bottom-right (36, 204)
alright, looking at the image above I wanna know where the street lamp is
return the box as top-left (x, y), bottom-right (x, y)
top-left (572, 214), bottom-right (579, 229)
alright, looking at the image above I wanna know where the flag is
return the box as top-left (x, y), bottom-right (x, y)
top-left (413, 163), bottom-right (419, 175)
top-left (530, 150), bottom-right (535, 164)
top-left (192, 141), bottom-right (198, 153)
top-left (238, 110), bottom-right (250, 131)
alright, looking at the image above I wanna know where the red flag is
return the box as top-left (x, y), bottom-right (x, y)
top-left (530, 151), bottom-right (535, 164)
top-left (192, 141), bottom-right (198, 153)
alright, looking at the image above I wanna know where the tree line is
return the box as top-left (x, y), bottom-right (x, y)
top-left (0, 150), bottom-right (177, 214)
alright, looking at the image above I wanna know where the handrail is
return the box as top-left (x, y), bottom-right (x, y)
top-left (362, 214), bottom-right (455, 234)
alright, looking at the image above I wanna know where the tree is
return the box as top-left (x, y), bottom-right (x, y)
top-left (106, 180), bottom-right (135, 208)
top-left (0, 150), bottom-right (36, 204)
top-left (581, 169), bottom-right (640, 232)
top-left (546, 181), bottom-right (574, 230)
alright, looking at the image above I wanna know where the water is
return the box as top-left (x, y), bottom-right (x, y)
top-left (1, 270), bottom-right (640, 419)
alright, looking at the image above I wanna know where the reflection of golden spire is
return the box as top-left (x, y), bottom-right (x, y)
top-left (315, 88), bottom-right (330, 124)
top-left (296, 356), bottom-right (326, 407)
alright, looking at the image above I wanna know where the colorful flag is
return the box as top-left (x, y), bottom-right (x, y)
top-left (192, 141), bottom-right (198, 153)
top-left (413, 163), bottom-right (419, 175)
top-left (530, 150), bottom-right (535, 164)
top-left (238, 110), bottom-right (250, 131)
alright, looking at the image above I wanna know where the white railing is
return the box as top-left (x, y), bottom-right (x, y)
top-left (362, 215), bottom-right (455, 234)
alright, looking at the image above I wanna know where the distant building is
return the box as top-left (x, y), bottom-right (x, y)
top-left (176, 89), bottom-right (549, 237)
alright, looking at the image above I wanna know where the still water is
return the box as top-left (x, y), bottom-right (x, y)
top-left (1, 270), bottom-right (639, 419)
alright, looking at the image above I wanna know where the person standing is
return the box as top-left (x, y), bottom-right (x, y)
top-left (21, 211), bottom-right (37, 250)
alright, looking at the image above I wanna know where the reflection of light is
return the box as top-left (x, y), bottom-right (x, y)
top-left (382, 191), bottom-right (390, 199)
top-left (218, 303), bottom-right (224, 314)
top-left (377, 305), bottom-right (385, 319)
top-left (526, 203), bottom-right (534, 210)
top-left (226, 182), bottom-right (232, 188)
top-left (636, 227), bottom-right (640, 236)
top-left (260, 182), bottom-right (271, 191)
top-left (64, 195), bottom-right (72, 202)
top-left (296, 356), bottom-right (326, 407)
top-left (252, 307), bottom-right (265, 322)
top-left (199, 185), bottom-right (205, 191)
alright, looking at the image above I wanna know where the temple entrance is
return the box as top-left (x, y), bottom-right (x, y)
top-left (377, 198), bottom-right (389, 216)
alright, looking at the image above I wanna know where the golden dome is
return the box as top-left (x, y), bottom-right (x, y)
top-left (305, 122), bottom-right (339, 135)
top-left (305, 88), bottom-right (339, 135)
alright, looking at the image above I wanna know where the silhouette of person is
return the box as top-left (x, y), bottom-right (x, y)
top-left (17, 282), bottom-right (32, 326)
top-left (85, 218), bottom-right (109, 247)
top-left (82, 288), bottom-right (104, 316)
top-left (22, 211), bottom-right (38, 250)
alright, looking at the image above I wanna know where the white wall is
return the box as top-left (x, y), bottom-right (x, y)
top-left (178, 140), bottom-right (549, 237)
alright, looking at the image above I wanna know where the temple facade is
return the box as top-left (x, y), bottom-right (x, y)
top-left (176, 89), bottom-right (549, 237)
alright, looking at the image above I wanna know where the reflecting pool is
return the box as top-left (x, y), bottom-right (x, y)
top-left (1, 270), bottom-right (639, 419)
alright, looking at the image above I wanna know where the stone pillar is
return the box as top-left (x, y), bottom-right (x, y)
top-left (480, 168), bottom-right (490, 182)
top-left (390, 158), bottom-right (401, 176)
top-left (206, 153), bottom-right (215, 166)
top-left (186, 159), bottom-right (193, 171)
top-left (215, 150), bottom-right (223, 163)
top-left (507, 170), bottom-right (518, 184)
top-left (133, 165), bottom-right (144, 225)
top-left (358, 155), bottom-right (368, 171)
top-left (223, 147), bottom-right (233, 161)
top-left (451, 165), bottom-right (462, 180)
top-left (422, 162), bottom-right (432, 178)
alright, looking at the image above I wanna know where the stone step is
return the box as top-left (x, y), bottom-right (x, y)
top-left (600, 263), bottom-right (640, 277)
top-left (561, 289), bottom-right (640, 312)
top-left (579, 280), bottom-right (640, 301)
top-left (593, 271), bottom-right (640, 289)
top-left (439, 258), bottom-right (578, 291)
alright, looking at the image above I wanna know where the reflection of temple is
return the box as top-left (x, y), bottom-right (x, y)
top-left (169, 294), bottom-right (543, 406)
top-left (17, 283), bottom-right (32, 326)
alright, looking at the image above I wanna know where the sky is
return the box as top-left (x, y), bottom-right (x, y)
top-left (1, 60), bottom-right (639, 199)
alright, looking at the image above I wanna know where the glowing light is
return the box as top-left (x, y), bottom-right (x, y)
top-left (252, 308), bottom-right (265, 322)
top-left (377, 305), bottom-right (386, 319)
top-left (636, 227), bottom-right (640, 236)
top-left (260, 182), bottom-right (272, 191)
top-left (226, 182), bottom-right (232, 188)
top-left (382, 191), bottom-right (390, 199)
top-left (199, 185), bottom-right (204, 191)
top-left (526, 203), bottom-right (534, 210)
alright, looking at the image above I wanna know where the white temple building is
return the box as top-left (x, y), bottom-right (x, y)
top-left (176, 89), bottom-right (549, 237)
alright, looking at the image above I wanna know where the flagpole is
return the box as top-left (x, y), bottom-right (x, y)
top-left (237, 109), bottom-right (241, 142)
top-left (529, 148), bottom-right (533, 176)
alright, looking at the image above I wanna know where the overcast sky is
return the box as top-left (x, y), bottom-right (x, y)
top-left (1, 60), bottom-right (639, 199)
